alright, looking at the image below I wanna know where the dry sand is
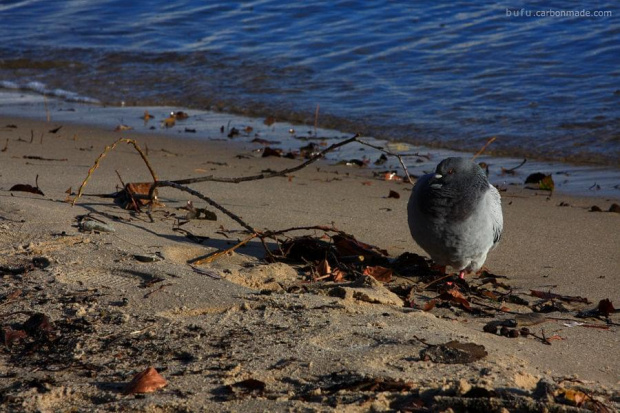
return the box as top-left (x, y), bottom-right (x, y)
top-left (0, 115), bottom-right (619, 412)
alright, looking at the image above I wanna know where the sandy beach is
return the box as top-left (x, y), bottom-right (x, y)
top-left (1, 114), bottom-right (619, 412)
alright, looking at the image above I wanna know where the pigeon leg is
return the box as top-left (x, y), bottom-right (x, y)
top-left (458, 270), bottom-right (466, 279)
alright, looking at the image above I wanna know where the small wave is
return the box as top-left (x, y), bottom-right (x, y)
top-left (0, 80), bottom-right (100, 104)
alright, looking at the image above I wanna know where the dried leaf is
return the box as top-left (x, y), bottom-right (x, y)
top-left (142, 111), bottom-right (154, 120)
top-left (557, 388), bottom-right (589, 407)
top-left (334, 268), bottom-right (347, 282)
top-left (316, 258), bottom-right (331, 277)
top-left (10, 184), bottom-right (44, 196)
top-left (387, 190), bottom-right (400, 199)
top-left (423, 299), bottom-right (437, 311)
top-left (174, 111), bottom-right (189, 120)
top-left (438, 288), bottom-right (472, 311)
top-left (524, 172), bottom-right (547, 184)
top-left (124, 367), bottom-right (168, 394)
top-left (332, 234), bottom-right (388, 259)
top-left (539, 174), bottom-right (555, 191)
top-left (48, 125), bottom-right (63, 134)
top-left (524, 172), bottom-right (554, 191)
top-left (263, 116), bottom-right (276, 126)
top-left (597, 299), bottom-right (615, 317)
top-left (262, 147), bottom-right (283, 157)
top-left (2, 327), bottom-right (27, 348)
top-left (362, 266), bottom-right (392, 282)
top-left (23, 313), bottom-right (54, 337)
top-left (609, 203), bottom-right (620, 213)
top-left (117, 182), bottom-right (158, 210)
top-left (384, 172), bottom-right (401, 181)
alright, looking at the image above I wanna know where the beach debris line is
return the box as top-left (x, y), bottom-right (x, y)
top-left (10, 174), bottom-right (44, 196)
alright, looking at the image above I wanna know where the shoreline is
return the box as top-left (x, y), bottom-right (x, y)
top-left (1, 90), bottom-right (620, 200)
top-left (1, 105), bottom-right (619, 411)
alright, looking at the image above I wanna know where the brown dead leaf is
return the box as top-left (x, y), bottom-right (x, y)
top-left (1, 327), bottom-right (27, 348)
top-left (162, 116), bottom-right (176, 128)
top-left (438, 288), bottom-right (472, 311)
top-left (262, 147), bottom-right (283, 157)
top-left (124, 366), bottom-right (168, 394)
top-left (10, 183), bottom-right (44, 196)
top-left (333, 234), bottom-right (388, 259)
top-left (142, 111), bottom-right (154, 120)
top-left (363, 266), bottom-right (393, 282)
top-left (174, 111), bottom-right (189, 120)
top-left (423, 299), bottom-right (437, 311)
top-left (263, 116), bottom-right (276, 126)
top-left (331, 268), bottom-right (346, 282)
top-left (384, 172), bottom-right (402, 181)
top-left (316, 258), bottom-right (331, 277)
top-left (118, 182), bottom-right (158, 210)
top-left (557, 388), bottom-right (589, 407)
top-left (387, 190), bottom-right (400, 199)
top-left (598, 298), bottom-right (615, 317)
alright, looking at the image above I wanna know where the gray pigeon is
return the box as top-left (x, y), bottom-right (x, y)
top-left (407, 157), bottom-right (503, 278)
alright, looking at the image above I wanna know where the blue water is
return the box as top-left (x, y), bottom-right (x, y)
top-left (1, 1), bottom-right (619, 165)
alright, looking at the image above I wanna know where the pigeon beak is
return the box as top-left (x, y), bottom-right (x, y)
top-left (430, 174), bottom-right (443, 189)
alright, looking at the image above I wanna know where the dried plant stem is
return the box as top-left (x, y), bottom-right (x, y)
top-left (472, 136), bottom-right (497, 160)
top-left (72, 138), bottom-right (158, 206)
top-left (353, 138), bottom-right (417, 185)
top-left (190, 233), bottom-right (258, 265)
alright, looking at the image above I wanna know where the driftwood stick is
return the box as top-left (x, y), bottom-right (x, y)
top-left (167, 133), bottom-right (360, 186)
top-left (149, 180), bottom-right (257, 234)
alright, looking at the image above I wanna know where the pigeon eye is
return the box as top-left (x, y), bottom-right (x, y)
top-left (447, 168), bottom-right (455, 175)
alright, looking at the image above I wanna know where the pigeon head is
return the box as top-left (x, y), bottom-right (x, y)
top-left (430, 157), bottom-right (487, 191)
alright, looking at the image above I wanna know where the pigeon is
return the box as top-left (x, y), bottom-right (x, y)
top-left (407, 157), bottom-right (503, 278)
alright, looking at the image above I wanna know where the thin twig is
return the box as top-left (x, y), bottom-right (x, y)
top-left (314, 103), bottom-right (320, 136)
top-left (353, 138), bottom-right (416, 185)
top-left (472, 136), bottom-right (496, 161)
top-left (190, 233), bottom-right (258, 265)
top-left (148, 180), bottom-right (257, 233)
top-left (503, 158), bottom-right (527, 172)
top-left (72, 138), bottom-right (158, 206)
